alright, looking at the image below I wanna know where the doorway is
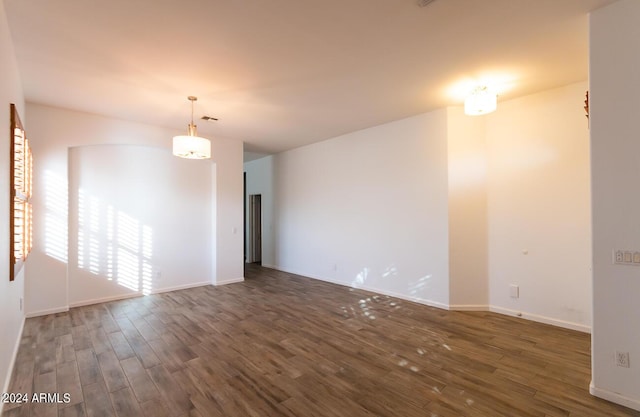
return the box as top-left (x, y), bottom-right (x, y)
top-left (249, 194), bottom-right (262, 264)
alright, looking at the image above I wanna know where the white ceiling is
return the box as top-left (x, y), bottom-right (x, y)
top-left (4, 0), bottom-right (613, 158)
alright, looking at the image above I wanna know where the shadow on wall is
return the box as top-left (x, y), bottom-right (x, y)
top-left (44, 170), bottom-right (155, 295)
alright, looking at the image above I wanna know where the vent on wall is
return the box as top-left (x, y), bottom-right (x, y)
top-left (417, 0), bottom-right (437, 7)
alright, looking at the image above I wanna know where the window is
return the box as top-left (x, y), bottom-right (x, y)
top-left (10, 104), bottom-right (33, 280)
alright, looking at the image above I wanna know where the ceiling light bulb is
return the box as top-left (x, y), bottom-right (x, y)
top-left (464, 86), bottom-right (497, 116)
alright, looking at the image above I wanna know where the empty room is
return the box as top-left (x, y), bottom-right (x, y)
top-left (1, 0), bottom-right (639, 416)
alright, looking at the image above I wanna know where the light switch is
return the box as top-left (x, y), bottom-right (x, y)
top-left (613, 249), bottom-right (640, 266)
top-left (509, 284), bottom-right (519, 299)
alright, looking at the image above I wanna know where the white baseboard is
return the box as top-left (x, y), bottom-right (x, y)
top-left (450, 304), bottom-right (490, 311)
top-left (69, 292), bottom-right (144, 308)
top-left (590, 381), bottom-right (640, 411)
top-left (1, 316), bottom-right (25, 415)
top-left (450, 305), bottom-right (590, 333)
top-left (151, 281), bottom-right (212, 294)
top-left (29, 282), bottom-right (213, 314)
top-left (489, 305), bottom-right (590, 333)
top-left (268, 265), bottom-right (343, 285)
top-left (267, 265), bottom-right (450, 310)
top-left (215, 277), bottom-right (244, 286)
top-left (360, 285), bottom-right (450, 310)
top-left (26, 306), bottom-right (70, 318)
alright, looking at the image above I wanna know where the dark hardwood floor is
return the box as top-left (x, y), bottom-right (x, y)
top-left (3, 264), bottom-right (639, 417)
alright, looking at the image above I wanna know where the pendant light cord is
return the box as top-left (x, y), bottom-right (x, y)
top-left (187, 96), bottom-right (198, 136)
top-left (191, 98), bottom-right (195, 125)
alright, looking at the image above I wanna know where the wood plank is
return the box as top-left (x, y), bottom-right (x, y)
top-left (35, 315), bottom-right (56, 344)
top-left (71, 325), bottom-right (93, 352)
top-left (147, 339), bottom-right (187, 373)
top-left (101, 315), bottom-right (120, 334)
top-left (146, 365), bottom-right (192, 417)
top-left (6, 339), bottom-right (36, 397)
top-left (76, 348), bottom-right (101, 387)
top-left (1, 405), bottom-right (30, 417)
top-left (34, 340), bottom-right (57, 376)
top-left (68, 309), bottom-right (85, 328)
top-left (54, 314), bottom-right (73, 338)
top-left (187, 394), bottom-right (226, 417)
top-left (110, 387), bottom-right (143, 417)
top-left (139, 400), bottom-right (170, 417)
top-left (59, 403), bottom-right (87, 417)
top-left (56, 361), bottom-right (84, 408)
top-left (107, 332), bottom-right (135, 361)
top-left (120, 357), bottom-right (160, 403)
top-left (81, 308), bottom-right (102, 330)
top-left (89, 328), bottom-right (112, 355)
top-left (56, 334), bottom-right (76, 365)
top-left (96, 350), bottom-right (128, 393)
top-left (83, 381), bottom-right (116, 417)
top-left (119, 356), bottom-right (146, 381)
top-left (30, 371), bottom-right (57, 417)
top-left (58, 403), bottom-right (86, 417)
top-left (130, 318), bottom-right (160, 343)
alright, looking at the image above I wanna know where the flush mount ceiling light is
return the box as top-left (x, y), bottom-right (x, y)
top-left (464, 86), bottom-right (497, 116)
top-left (173, 96), bottom-right (211, 159)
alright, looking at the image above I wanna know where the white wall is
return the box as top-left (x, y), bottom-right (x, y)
top-left (67, 145), bottom-right (212, 306)
top-left (212, 136), bottom-right (245, 285)
top-left (244, 156), bottom-right (275, 266)
top-left (0, 0), bottom-right (25, 405)
top-left (272, 110), bottom-right (451, 308)
top-left (447, 107), bottom-right (489, 309)
top-left (485, 82), bottom-right (592, 332)
top-left (268, 83), bottom-right (591, 330)
top-left (25, 103), bottom-right (244, 315)
top-left (590, 0), bottom-right (640, 410)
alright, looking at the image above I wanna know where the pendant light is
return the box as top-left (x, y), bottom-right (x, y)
top-left (464, 86), bottom-right (497, 116)
top-left (173, 96), bottom-right (211, 159)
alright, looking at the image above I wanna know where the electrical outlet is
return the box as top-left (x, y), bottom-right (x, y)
top-left (19, 297), bottom-right (23, 312)
top-left (615, 351), bottom-right (630, 368)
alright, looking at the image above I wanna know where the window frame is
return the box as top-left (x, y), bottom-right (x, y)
top-left (10, 104), bottom-right (33, 281)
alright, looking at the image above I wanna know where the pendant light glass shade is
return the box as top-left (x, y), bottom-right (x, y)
top-left (173, 134), bottom-right (211, 159)
top-left (172, 96), bottom-right (211, 159)
top-left (464, 86), bottom-right (497, 116)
